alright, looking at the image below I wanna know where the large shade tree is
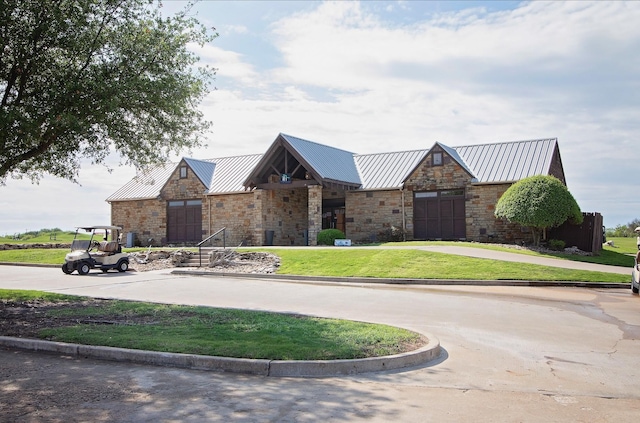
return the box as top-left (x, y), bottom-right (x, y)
top-left (0, 0), bottom-right (216, 184)
top-left (495, 175), bottom-right (583, 246)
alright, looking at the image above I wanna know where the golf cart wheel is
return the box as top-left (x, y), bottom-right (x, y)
top-left (61, 263), bottom-right (73, 274)
top-left (77, 262), bottom-right (91, 275)
top-left (117, 259), bottom-right (129, 272)
top-left (633, 282), bottom-right (639, 294)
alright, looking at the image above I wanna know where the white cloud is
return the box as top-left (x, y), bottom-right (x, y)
top-left (223, 24), bottom-right (248, 35)
top-left (191, 43), bottom-right (260, 86)
top-left (2, 1), bottom-right (638, 233)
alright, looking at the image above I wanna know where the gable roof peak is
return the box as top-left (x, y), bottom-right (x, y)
top-left (279, 133), bottom-right (357, 156)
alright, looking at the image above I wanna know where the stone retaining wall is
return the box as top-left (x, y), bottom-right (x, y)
top-left (0, 244), bottom-right (72, 250)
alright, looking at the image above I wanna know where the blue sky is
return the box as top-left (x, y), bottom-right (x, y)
top-left (1, 1), bottom-right (638, 234)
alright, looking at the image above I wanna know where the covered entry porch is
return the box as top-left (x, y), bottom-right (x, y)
top-left (243, 134), bottom-right (361, 246)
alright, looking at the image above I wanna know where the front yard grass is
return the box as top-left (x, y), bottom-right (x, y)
top-left (272, 248), bottom-right (628, 282)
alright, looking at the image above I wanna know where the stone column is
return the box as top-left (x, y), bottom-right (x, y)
top-left (252, 189), bottom-right (264, 246)
top-left (307, 185), bottom-right (322, 246)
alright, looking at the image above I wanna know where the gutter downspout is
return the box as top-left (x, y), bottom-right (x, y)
top-left (208, 195), bottom-right (212, 238)
top-left (401, 188), bottom-right (406, 241)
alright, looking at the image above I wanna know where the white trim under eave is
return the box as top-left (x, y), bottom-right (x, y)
top-left (205, 190), bottom-right (256, 196)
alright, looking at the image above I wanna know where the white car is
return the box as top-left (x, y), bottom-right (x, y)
top-left (62, 226), bottom-right (129, 275)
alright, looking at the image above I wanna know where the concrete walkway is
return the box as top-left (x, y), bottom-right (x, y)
top-left (414, 245), bottom-right (631, 274)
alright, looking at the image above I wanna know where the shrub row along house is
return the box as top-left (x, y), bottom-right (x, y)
top-left (107, 133), bottom-right (567, 247)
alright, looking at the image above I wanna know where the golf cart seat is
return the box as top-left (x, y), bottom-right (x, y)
top-left (97, 241), bottom-right (120, 255)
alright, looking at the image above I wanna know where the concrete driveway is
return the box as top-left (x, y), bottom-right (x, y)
top-left (1, 265), bottom-right (640, 422)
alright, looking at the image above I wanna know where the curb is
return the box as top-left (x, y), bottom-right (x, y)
top-left (0, 334), bottom-right (441, 377)
top-left (171, 269), bottom-right (630, 289)
top-left (0, 262), bottom-right (59, 268)
top-left (0, 263), bottom-right (630, 288)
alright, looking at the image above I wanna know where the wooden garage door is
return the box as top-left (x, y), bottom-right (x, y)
top-left (413, 190), bottom-right (465, 240)
top-left (167, 200), bottom-right (202, 243)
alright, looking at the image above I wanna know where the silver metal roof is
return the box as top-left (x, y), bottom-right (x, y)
top-left (207, 154), bottom-right (263, 194)
top-left (454, 138), bottom-right (557, 183)
top-left (107, 136), bottom-right (560, 201)
top-left (281, 134), bottom-right (361, 184)
top-left (107, 154), bottom-right (264, 201)
top-left (355, 149), bottom-right (428, 190)
top-left (184, 158), bottom-right (216, 189)
top-left (106, 163), bottom-right (175, 201)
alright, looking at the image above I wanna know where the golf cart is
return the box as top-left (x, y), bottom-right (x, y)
top-left (62, 226), bottom-right (129, 275)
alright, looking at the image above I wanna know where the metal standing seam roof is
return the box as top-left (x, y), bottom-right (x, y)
top-left (453, 138), bottom-right (557, 183)
top-left (183, 158), bottom-right (216, 189)
top-left (280, 133), bottom-right (361, 184)
top-left (355, 149), bottom-right (428, 190)
top-left (106, 154), bottom-right (264, 201)
top-left (106, 163), bottom-right (175, 201)
top-left (206, 154), bottom-right (264, 194)
top-left (106, 136), bottom-right (560, 202)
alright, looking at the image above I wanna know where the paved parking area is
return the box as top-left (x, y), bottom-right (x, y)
top-left (1, 265), bottom-right (639, 421)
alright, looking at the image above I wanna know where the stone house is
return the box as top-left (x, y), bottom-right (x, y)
top-left (107, 133), bottom-right (567, 246)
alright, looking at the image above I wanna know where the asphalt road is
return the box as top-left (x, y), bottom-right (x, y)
top-left (1, 265), bottom-right (640, 422)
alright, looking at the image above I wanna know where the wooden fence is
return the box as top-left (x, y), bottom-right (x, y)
top-left (548, 212), bottom-right (603, 254)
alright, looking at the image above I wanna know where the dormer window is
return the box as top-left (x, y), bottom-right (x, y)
top-left (432, 152), bottom-right (443, 166)
top-left (179, 166), bottom-right (188, 178)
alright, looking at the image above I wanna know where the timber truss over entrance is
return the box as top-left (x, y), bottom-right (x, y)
top-left (243, 133), bottom-right (362, 191)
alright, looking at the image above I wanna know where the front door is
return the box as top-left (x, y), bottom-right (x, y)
top-left (413, 190), bottom-right (465, 240)
top-left (322, 199), bottom-right (346, 234)
top-left (167, 199), bottom-right (202, 243)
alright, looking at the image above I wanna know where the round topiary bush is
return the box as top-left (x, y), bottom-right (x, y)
top-left (317, 229), bottom-right (346, 246)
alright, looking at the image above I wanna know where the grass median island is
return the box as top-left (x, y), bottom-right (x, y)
top-left (0, 290), bottom-right (424, 360)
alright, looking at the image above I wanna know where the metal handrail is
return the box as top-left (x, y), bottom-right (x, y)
top-left (197, 227), bottom-right (226, 267)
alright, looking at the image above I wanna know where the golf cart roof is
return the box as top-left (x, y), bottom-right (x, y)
top-left (76, 226), bottom-right (123, 231)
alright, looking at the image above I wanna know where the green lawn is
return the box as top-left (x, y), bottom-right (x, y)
top-left (1, 290), bottom-right (422, 360)
top-left (271, 248), bottom-right (628, 282)
top-left (0, 248), bottom-right (69, 264)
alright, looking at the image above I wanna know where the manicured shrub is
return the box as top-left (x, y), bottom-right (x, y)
top-left (548, 239), bottom-right (566, 251)
top-left (317, 229), bottom-right (346, 246)
top-left (495, 175), bottom-right (583, 246)
top-left (377, 226), bottom-right (405, 242)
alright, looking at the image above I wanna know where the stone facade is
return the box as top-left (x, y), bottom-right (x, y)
top-left (307, 186), bottom-right (322, 246)
top-left (345, 190), bottom-right (405, 243)
top-left (404, 146), bottom-right (473, 192)
top-left (205, 191), bottom-right (260, 247)
top-left (466, 183), bottom-right (529, 244)
top-left (111, 198), bottom-right (166, 246)
top-left (262, 187), bottom-right (309, 246)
